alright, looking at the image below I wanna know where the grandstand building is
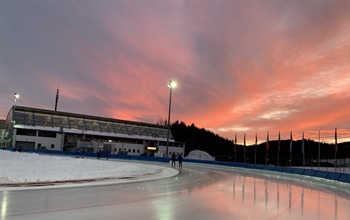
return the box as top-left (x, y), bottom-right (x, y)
top-left (3, 106), bottom-right (184, 157)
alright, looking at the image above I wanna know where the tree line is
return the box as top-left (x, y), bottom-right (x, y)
top-left (170, 121), bottom-right (349, 166)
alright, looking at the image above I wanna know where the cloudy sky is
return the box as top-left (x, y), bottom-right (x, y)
top-left (0, 0), bottom-right (349, 144)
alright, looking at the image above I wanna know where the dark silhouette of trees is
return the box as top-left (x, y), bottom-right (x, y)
top-left (170, 121), bottom-right (349, 165)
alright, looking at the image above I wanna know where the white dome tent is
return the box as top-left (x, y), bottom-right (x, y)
top-left (185, 150), bottom-right (215, 161)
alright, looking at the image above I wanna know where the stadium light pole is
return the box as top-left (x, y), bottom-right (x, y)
top-left (12, 93), bottom-right (19, 148)
top-left (166, 80), bottom-right (176, 158)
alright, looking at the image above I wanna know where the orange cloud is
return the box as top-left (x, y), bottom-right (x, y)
top-left (1, 1), bottom-right (349, 144)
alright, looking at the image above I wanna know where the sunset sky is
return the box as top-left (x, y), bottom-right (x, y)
top-left (1, 1), bottom-right (349, 144)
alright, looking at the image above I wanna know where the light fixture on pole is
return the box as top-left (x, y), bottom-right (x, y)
top-left (166, 80), bottom-right (176, 157)
top-left (14, 93), bottom-right (19, 104)
top-left (12, 93), bottom-right (19, 148)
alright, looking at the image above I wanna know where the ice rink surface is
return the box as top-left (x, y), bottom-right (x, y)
top-left (1, 161), bottom-right (349, 220)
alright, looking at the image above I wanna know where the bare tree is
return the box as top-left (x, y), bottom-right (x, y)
top-left (157, 117), bottom-right (167, 126)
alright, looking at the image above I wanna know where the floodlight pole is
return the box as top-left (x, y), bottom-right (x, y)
top-left (12, 93), bottom-right (19, 148)
top-left (166, 80), bottom-right (174, 158)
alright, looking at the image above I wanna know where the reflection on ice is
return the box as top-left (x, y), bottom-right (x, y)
top-left (1, 162), bottom-right (349, 220)
top-left (228, 172), bottom-right (349, 220)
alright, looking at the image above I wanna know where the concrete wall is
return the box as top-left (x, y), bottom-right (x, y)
top-left (15, 133), bottom-right (63, 151)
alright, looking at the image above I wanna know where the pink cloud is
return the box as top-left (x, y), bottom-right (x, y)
top-left (2, 1), bottom-right (349, 144)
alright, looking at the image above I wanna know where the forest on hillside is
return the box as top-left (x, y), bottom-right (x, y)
top-left (170, 121), bottom-right (350, 166)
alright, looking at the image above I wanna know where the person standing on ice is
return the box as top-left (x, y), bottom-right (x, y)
top-left (178, 153), bottom-right (183, 169)
top-left (106, 149), bottom-right (110, 160)
top-left (80, 149), bottom-right (85, 158)
top-left (97, 149), bottom-right (102, 159)
top-left (171, 152), bottom-right (176, 167)
top-left (75, 148), bottom-right (80, 158)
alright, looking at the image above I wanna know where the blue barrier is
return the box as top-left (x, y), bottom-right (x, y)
top-left (326, 172), bottom-right (341, 181)
top-left (272, 166), bottom-right (284, 172)
top-left (264, 166), bottom-right (275, 171)
top-left (12, 149), bottom-right (350, 184)
top-left (231, 162), bottom-right (246, 168)
top-left (245, 164), bottom-right (257, 169)
top-left (315, 171), bottom-right (328, 178)
top-left (254, 164), bottom-right (265, 170)
top-left (292, 168), bottom-right (305, 175)
top-left (339, 174), bottom-right (350, 183)
top-left (303, 169), bottom-right (317, 177)
top-left (282, 167), bottom-right (294, 174)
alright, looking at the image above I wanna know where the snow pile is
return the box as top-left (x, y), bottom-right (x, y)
top-left (0, 151), bottom-right (178, 184)
top-left (185, 150), bottom-right (215, 161)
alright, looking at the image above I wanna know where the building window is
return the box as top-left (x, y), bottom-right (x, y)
top-left (128, 149), bottom-right (131, 152)
top-left (38, 143), bottom-right (41, 147)
top-left (51, 144), bottom-right (54, 149)
top-left (133, 149), bottom-right (135, 153)
top-left (137, 149), bottom-right (140, 153)
top-left (17, 129), bottom-right (36, 136)
top-left (38, 130), bottom-right (56, 138)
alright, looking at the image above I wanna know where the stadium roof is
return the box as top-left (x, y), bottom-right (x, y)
top-left (10, 106), bottom-right (173, 141)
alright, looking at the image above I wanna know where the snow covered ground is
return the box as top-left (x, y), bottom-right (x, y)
top-left (0, 150), bottom-right (179, 190)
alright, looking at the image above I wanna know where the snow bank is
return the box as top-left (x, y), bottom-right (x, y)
top-left (0, 151), bottom-right (178, 185)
